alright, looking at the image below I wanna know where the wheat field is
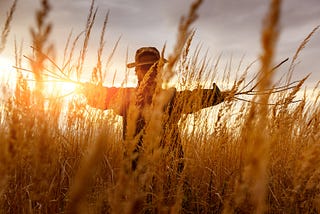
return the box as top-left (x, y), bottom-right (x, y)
top-left (0, 0), bottom-right (320, 213)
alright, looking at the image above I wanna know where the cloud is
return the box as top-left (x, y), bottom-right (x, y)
top-left (2, 0), bottom-right (320, 86)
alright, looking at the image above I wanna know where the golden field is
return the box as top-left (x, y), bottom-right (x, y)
top-left (0, 0), bottom-right (319, 213)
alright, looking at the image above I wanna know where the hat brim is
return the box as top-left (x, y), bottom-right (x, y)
top-left (126, 58), bottom-right (168, 68)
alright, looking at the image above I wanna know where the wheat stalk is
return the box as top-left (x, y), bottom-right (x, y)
top-left (0, 0), bottom-right (17, 53)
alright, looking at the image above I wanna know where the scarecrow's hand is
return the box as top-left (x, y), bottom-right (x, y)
top-left (212, 83), bottom-right (234, 104)
top-left (78, 82), bottom-right (107, 109)
top-left (211, 83), bottom-right (224, 103)
top-left (220, 89), bottom-right (234, 102)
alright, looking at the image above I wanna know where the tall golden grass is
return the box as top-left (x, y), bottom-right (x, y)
top-left (1, 0), bottom-right (320, 213)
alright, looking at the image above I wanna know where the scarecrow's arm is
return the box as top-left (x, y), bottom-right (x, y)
top-left (174, 83), bottom-right (225, 114)
top-left (79, 83), bottom-right (134, 116)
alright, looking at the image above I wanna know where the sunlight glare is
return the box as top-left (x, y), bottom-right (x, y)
top-left (0, 56), bottom-right (13, 70)
top-left (0, 56), bottom-right (15, 82)
top-left (56, 81), bottom-right (77, 93)
top-left (42, 81), bottom-right (77, 97)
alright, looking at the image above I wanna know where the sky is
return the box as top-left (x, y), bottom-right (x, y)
top-left (1, 0), bottom-right (320, 88)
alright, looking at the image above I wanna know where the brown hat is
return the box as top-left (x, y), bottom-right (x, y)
top-left (127, 47), bottom-right (167, 68)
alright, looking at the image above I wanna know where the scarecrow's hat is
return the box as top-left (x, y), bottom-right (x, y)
top-left (127, 47), bottom-right (167, 68)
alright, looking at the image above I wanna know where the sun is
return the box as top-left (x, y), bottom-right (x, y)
top-left (54, 81), bottom-right (78, 94)
top-left (0, 56), bottom-right (13, 70)
top-left (42, 80), bottom-right (78, 97)
top-left (0, 56), bottom-right (15, 80)
top-left (0, 55), bottom-right (79, 98)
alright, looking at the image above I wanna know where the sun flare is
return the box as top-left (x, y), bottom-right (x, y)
top-left (42, 81), bottom-right (78, 97)
top-left (0, 56), bottom-right (13, 70)
top-left (0, 56), bottom-right (15, 81)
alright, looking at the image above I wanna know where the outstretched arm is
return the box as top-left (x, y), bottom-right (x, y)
top-left (79, 83), bottom-right (116, 109)
top-left (174, 83), bottom-right (225, 114)
top-left (79, 83), bottom-right (134, 115)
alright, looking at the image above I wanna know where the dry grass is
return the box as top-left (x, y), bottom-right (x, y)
top-left (0, 0), bottom-right (17, 54)
top-left (1, 0), bottom-right (320, 213)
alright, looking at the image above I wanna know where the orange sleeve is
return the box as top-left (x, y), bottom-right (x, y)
top-left (83, 85), bottom-right (120, 110)
top-left (104, 87), bottom-right (120, 109)
top-left (83, 84), bottom-right (136, 117)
